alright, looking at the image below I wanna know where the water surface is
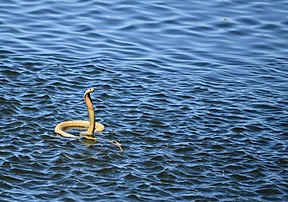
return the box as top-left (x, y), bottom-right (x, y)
top-left (0, 0), bottom-right (288, 201)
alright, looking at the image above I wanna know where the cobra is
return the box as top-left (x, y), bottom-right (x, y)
top-left (54, 88), bottom-right (104, 138)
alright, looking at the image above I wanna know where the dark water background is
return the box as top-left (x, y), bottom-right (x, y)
top-left (1, 0), bottom-right (288, 201)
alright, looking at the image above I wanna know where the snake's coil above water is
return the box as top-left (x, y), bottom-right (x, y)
top-left (55, 88), bottom-right (123, 151)
top-left (54, 88), bottom-right (105, 139)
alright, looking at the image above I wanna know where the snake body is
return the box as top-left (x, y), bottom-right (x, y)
top-left (54, 88), bottom-right (104, 138)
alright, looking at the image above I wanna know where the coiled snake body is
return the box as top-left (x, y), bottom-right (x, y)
top-left (55, 88), bottom-right (122, 151)
top-left (54, 88), bottom-right (104, 139)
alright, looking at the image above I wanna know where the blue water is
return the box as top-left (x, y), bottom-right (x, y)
top-left (0, 0), bottom-right (288, 201)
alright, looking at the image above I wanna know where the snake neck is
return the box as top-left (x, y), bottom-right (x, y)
top-left (84, 94), bottom-right (95, 134)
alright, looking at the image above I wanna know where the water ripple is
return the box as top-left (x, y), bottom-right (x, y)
top-left (0, 0), bottom-right (288, 201)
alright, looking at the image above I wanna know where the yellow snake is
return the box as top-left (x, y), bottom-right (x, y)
top-left (54, 88), bottom-right (123, 151)
top-left (54, 88), bottom-right (105, 138)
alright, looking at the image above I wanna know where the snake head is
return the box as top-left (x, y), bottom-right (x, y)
top-left (84, 88), bottom-right (94, 96)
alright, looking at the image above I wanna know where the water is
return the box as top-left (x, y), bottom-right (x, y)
top-left (1, 0), bottom-right (288, 201)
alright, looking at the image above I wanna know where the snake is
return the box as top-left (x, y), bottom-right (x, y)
top-left (54, 88), bottom-right (105, 138)
top-left (54, 88), bottom-right (123, 151)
